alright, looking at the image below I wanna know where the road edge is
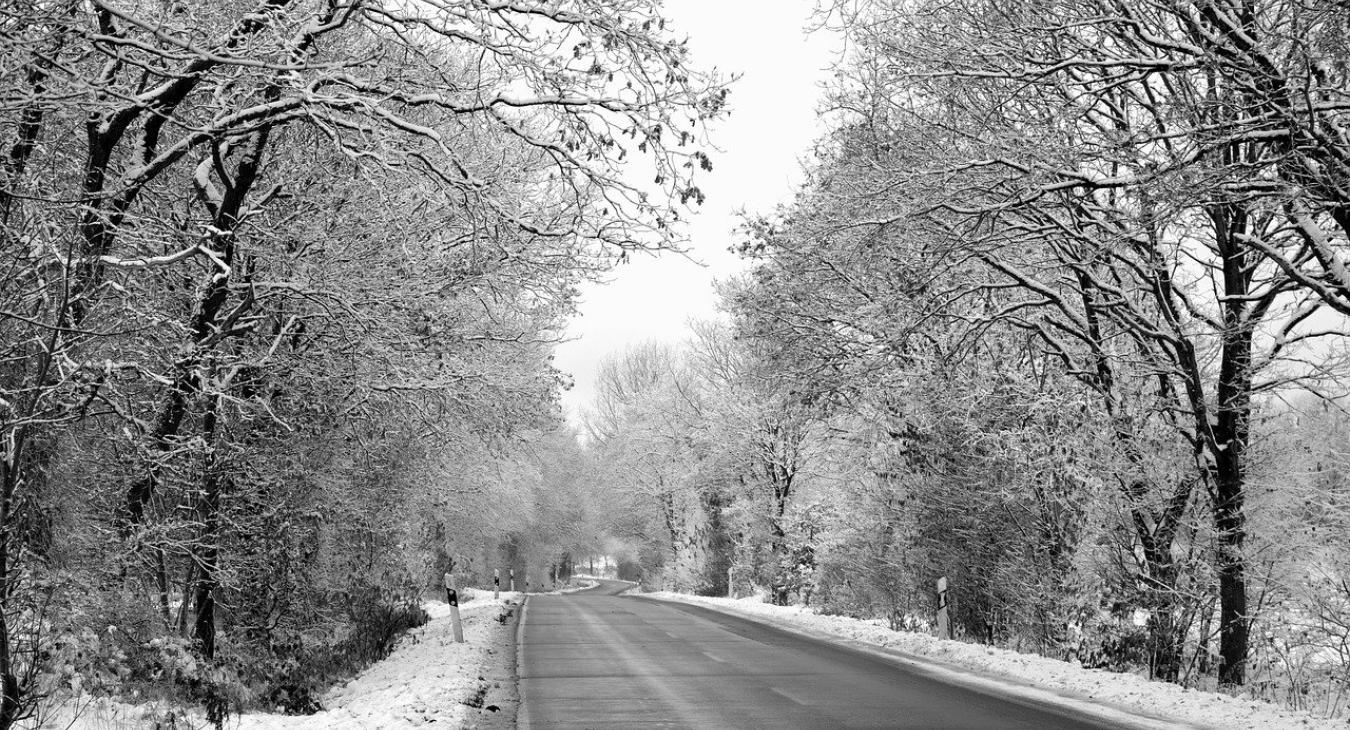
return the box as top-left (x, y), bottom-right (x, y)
top-left (515, 595), bottom-right (531, 730)
top-left (632, 593), bottom-right (1210, 730)
top-left (498, 598), bottom-right (524, 729)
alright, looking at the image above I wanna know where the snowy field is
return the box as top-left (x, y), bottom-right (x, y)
top-left (641, 591), bottom-right (1342, 730)
top-left (42, 592), bottom-right (522, 730)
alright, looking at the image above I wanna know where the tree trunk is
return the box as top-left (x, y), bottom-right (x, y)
top-left (154, 549), bottom-right (173, 627)
top-left (1142, 561), bottom-right (1183, 682)
top-left (0, 461), bottom-right (19, 730)
top-left (1210, 201), bottom-right (1253, 687)
top-left (1213, 445), bottom-right (1248, 686)
top-left (192, 399), bottom-right (225, 660)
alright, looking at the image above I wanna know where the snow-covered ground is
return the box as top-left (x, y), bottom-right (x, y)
top-left (554, 579), bottom-right (598, 594)
top-left (44, 592), bottom-right (523, 730)
top-left (641, 591), bottom-right (1342, 730)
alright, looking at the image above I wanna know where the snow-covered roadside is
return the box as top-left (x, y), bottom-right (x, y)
top-left (44, 592), bottom-right (522, 730)
top-left (570, 575), bottom-right (637, 594)
top-left (640, 591), bottom-right (1340, 730)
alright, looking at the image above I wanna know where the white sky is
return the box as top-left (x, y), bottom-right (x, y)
top-left (552, 0), bottom-right (837, 426)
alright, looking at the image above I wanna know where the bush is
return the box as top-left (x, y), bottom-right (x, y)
top-left (235, 585), bottom-right (428, 715)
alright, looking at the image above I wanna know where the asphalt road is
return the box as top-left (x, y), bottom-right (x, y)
top-left (518, 580), bottom-right (1136, 729)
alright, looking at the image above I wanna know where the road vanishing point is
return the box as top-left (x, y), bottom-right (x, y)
top-left (518, 580), bottom-right (1142, 729)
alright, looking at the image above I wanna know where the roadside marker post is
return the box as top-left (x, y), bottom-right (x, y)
top-left (493, 568), bottom-right (500, 599)
top-left (444, 572), bottom-right (464, 643)
top-left (510, 568), bottom-right (515, 592)
top-left (937, 576), bottom-right (952, 639)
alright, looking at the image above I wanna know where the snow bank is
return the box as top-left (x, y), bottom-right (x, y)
top-left (423, 589), bottom-right (521, 619)
top-left (641, 591), bottom-right (1341, 730)
top-left (45, 593), bottom-right (521, 730)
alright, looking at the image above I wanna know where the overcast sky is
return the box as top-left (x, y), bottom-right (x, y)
top-left (552, 0), bottom-right (837, 426)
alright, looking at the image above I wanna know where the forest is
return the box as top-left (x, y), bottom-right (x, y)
top-left (584, 0), bottom-right (1350, 721)
top-left (0, 0), bottom-right (720, 726)
top-left (7, 0), bottom-right (1350, 727)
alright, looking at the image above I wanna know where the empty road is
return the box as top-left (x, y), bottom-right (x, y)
top-left (518, 580), bottom-right (1135, 729)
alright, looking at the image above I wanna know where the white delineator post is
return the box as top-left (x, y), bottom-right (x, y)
top-left (937, 576), bottom-right (952, 639)
top-left (444, 572), bottom-right (464, 643)
top-left (493, 568), bottom-right (500, 599)
top-left (510, 568), bottom-right (515, 592)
